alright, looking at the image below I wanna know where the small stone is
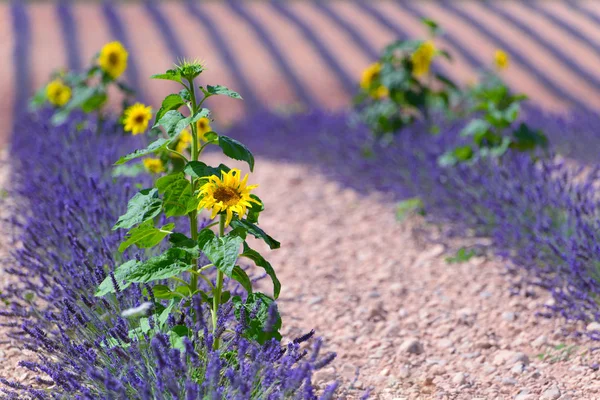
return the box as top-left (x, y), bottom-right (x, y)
top-left (429, 364), bottom-right (445, 376)
top-left (502, 311), bottom-right (516, 322)
top-left (510, 352), bottom-right (530, 366)
top-left (452, 372), bottom-right (466, 385)
top-left (437, 338), bottom-right (453, 349)
top-left (340, 363), bottom-right (356, 380)
top-left (380, 367), bottom-right (390, 376)
top-left (515, 394), bottom-right (535, 400)
top-left (502, 377), bottom-right (517, 386)
top-left (313, 367), bottom-right (335, 384)
top-left (541, 385), bottom-right (561, 400)
top-left (398, 366), bottom-right (411, 379)
top-left (528, 370), bottom-right (541, 379)
top-left (493, 350), bottom-right (515, 366)
top-left (532, 335), bottom-right (547, 349)
top-left (399, 338), bottom-right (424, 355)
top-left (511, 363), bottom-right (525, 375)
top-left (587, 322), bottom-right (600, 332)
top-left (308, 296), bottom-right (323, 305)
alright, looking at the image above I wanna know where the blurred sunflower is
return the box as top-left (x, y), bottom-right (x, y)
top-left (123, 103), bottom-right (152, 135)
top-left (176, 129), bottom-right (193, 154)
top-left (411, 41), bottom-right (436, 77)
top-left (143, 158), bottom-right (165, 174)
top-left (196, 117), bottom-right (213, 142)
top-left (99, 41), bottom-right (128, 79)
top-left (197, 168), bottom-right (261, 226)
top-left (46, 79), bottom-right (71, 106)
top-left (494, 50), bottom-right (509, 70)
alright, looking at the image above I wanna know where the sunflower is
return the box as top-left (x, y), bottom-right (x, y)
top-left (494, 50), bottom-right (509, 70)
top-left (360, 62), bottom-right (382, 90)
top-left (197, 168), bottom-right (261, 226)
top-left (143, 158), bottom-right (165, 174)
top-left (196, 117), bottom-right (213, 142)
top-left (123, 103), bottom-right (152, 135)
top-left (46, 79), bottom-right (71, 106)
top-left (98, 41), bottom-right (128, 79)
top-left (176, 129), bottom-right (193, 154)
top-left (411, 41), bottom-right (436, 77)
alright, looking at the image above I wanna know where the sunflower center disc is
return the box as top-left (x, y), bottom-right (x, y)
top-left (213, 187), bottom-right (241, 206)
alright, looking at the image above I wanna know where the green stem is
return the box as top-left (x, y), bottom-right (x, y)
top-left (188, 78), bottom-right (200, 294)
top-left (212, 215), bottom-right (226, 350)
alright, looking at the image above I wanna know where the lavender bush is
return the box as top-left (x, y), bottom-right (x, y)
top-left (0, 109), bottom-right (336, 399)
top-left (225, 107), bottom-right (600, 334)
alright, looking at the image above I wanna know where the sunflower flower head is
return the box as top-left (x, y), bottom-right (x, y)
top-left (175, 129), bottom-right (193, 154)
top-left (123, 103), bottom-right (152, 135)
top-left (98, 41), bottom-right (128, 79)
top-left (196, 117), bottom-right (213, 142)
top-left (175, 58), bottom-right (206, 80)
top-left (494, 49), bottom-right (509, 70)
top-left (360, 62), bottom-right (382, 90)
top-left (198, 169), bottom-right (261, 226)
top-left (143, 158), bottom-right (165, 174)
top-left (411, 40), bottom-right (436, 77)
top-left (46, 79), bottom-right (71, 107)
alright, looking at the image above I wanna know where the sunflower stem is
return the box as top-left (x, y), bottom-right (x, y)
top-left (212, 214), bottom-right (226, 350)
top-left (188, 77), bottom-right (200, 296)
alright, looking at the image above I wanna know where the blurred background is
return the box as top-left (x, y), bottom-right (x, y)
top-left (3, 0), bottom-right (600, 143)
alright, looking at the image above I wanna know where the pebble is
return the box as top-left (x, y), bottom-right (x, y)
top-left (502, 377), bottom-right (518, 386)
top-left (541, 385), bottom-right (561, 400)
top-left (451, 372), bottom-right (466, 385)
top-left (502, 311), bottom-right (517, 322)
top-left (586, 322), bottom-right (600, 332)
top-left (511, 363), bottom-right (526, 375)
top-left (313, 367), bottom-right (336, 384)
top-left (399, 338), bottom-right (424, 355)
top-left (532, 334), bottom-right (548, 349)
top-left (398, 366), bottom-right (411, 379)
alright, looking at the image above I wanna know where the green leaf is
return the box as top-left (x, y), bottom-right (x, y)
top-left (156, 173), bottom-right (195, 217)
top-left (396, 197), bottom-right (425, 222)
top-left (240, 242), bottom-right (280, 298)
top-left (28, 86), bottom-right (47, 111)
top-left (197, 228), bottom-right (246, 277)
top-left (151, 69), bottom-right (182, 84)
top-left (155, 109), bottom-right (211, 138)
top-left (205, 84), bottom-right (243, 100)
top-left (230, 218), bottom-right (280, 250)
top-left (421, 17), bottom-right (442, 35)
top-left (460, 119), bottom-right (490, 138)
top-left (218, 136), bottom-right (255, 172)
top-left (95, 260), bottom-right (140, 297)
top-left (446, 247), bottom-right (477, 264)
top-left (115, 137), bottom-right (170, 165)
top-left (454, 145), bottom-right (474, 161)
top-left (118, 221), bottom-right (175, 252)
top-left (81, 88), bottom-right (107, 112)
top-left (511, 123), bottom-right (548, 152)
top-left (112, 163), bottom-right (146, 178)
top-left (125, 248), bottom-right (192, 283)
top-left (155, 94), bottom-right (186, 125)
top-left (246, 194), bottom-right (264, 224)
top-left (113, 189), bottom-right (162, 230)
top-left (169, 233), bottom-right (200, 257)
top-left (184, 161), bottom-right (230, 180)
top-left (152, 284), bottom-right (176, 299)
top-left (158, 299), bottom-right (176, 328)
top-left (231, 265), bottom-right (253, 294)
top-left (232, 293), bottom-right (281, 344)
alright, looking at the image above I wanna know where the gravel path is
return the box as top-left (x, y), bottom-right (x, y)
top-left (2, 155), bottom-right (600, 399)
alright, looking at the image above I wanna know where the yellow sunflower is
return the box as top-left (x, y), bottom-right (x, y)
top-left (196, 117), bottom-right (213, 142)
top-left (494, 50), bottom-right (509, 70)
top-left (411, 41), bottom-right (436, 77)
top-left (143, 158), bottom-right (165, 174)
top-left (46, 79), bottom-right (71, 106)
top-left (98, 41), bottom-right (128, 79)
top-left (197, 168), bottom-right (261, 227)
top-left (360, 62), bottom-right (382, 90)
top-left (123, 103), bottom-right (152, 135)
top-left (175, 129), bottom-right (193, 154)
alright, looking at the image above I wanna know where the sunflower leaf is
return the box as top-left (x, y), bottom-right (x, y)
top-left (114, 138), bottom-right (171, 165)
top-left (240, 242), bottom-right (280, 298)
top-left (125, 248), bottom-right (192, 283)
top-left (95, 260), bottom-right (140, 296)
top-left (230, 218), bottom-right (280, 250)
top-left (218, 135), bottom-right (255, 172)
top-left (184, 161), bottom-right (230, 180)
top-left (156, 173), bottom-right (194, 217)
top-left (231, 265), bottom-right (253, 294)
top-left (206, 85), bottom-right (243, 100)
top-left (118, 221), bottom-right (175, 253)
top-left (113, 189), bottom-right (163, 230)
top-left (246, 194), bottom-right (264, 224)
top-left (155, 94), bottom-right (186, 125)
top-left (150, 69), bottom-right (183, 84)
top-left (232, 293), bottom-right (281, 344)
top-left (197, 228), bottom-right (246, 277)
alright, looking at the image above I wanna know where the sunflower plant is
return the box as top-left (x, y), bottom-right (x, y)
top-left (354, 18), bottom-right (458, 140)
top-left (30, 41), bottom-right (136, 128)
top-left (439, 51), bottom-right (549, 166)
top-left (97, 60), bottom-right (281, 350)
